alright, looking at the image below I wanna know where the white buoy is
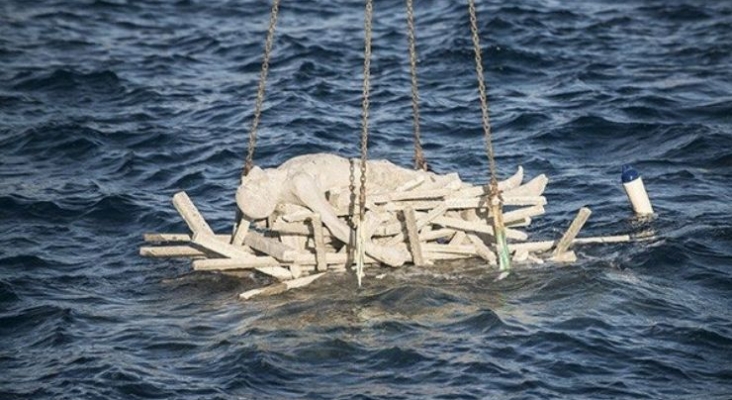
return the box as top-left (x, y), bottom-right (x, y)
top-left (621, 165), bottom-right (654, 215)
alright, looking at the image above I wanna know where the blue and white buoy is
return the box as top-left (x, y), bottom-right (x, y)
top-left (621, 165), bottom-right (654, 215)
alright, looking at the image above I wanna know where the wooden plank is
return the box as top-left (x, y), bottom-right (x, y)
top-left (200, 259), bottom-right (294, 281)
top-left (143, 233), bottom-right (192, 242)
top-left (432, 216), bottom-right (528, 240)
top-left (420, 228), bottom-right (455, 242)
top-left (172, 191), bottom-right (214, 236)
top-left (552, 207), bottom-right (592, 257)
top-left (371, 188), bottom-right (451, 204)
top-left (498, 166), bottom-right (523, 191)
top-left (140, 245), bottom-right (208, 258)
top-left (503, 174), bottom-right (548, 197)
top-left (513, 250), bottom-right (529, 262)
top-left (451, 174), bottom-right (547, 199)
top-left (423, 172), bottom-right (462, 191)
top-left (298, 264), bottom-right (348, 273)
top-left (502, 196), bottom-right (547, 206)
top-left (509, 241), bottom-right (554, 253)
top-left (253, 265), bottom-right (295, 281)
top-left (192, 233), bottom-right (256, 260)
top-left (192, 250), bottom-right (380, 270)
top-left (183, 238), bottom-right (293, 280)
top-left (423, 243), bottom-right (478, 256)
top-left (231, 218), bottom-right (251, 246)
top-left (419, 204), bottom-right (449, 228)
top-left (467, 233), bottom-right (497, 264)
top-left (381, 196), bottom-right (546, 212)
top-left (527, 253), bottom-right (545, 264)
top-left (403, 207), bottom-right (425, 266)
top-left (575, 234), bottom-right (633, 244)
top-left (384, 204), bottom-right (448, 245)
top-left (242, 231), bottom-right (296, 262)
top-left (362, 211), bottom-right (384, 239)
top-left (279, 233), bottom-right (307, 251)
top-left (271, 219), bottom-right (312, 235)
top-left (395, 176), bottom-right (425, 192)
top-left (449, 230), bottom-right (467, 247)
top-left (310, 214), bottom-right (327, 272)
top-left (552, 250), bottom-right (577, 263)
top-left (270, 219), bottom-right (338, 242)
top-left (374, 220), bottom-right (403, 237)
top-left (239, 272), bottom-right (326, 300)
top-left (502, 205), bottom-right (544, 224)
top-left (505, 217), bottom-right (531, 227)
top-left (423, 252), bottom-right (472, 260)
top-left (193, 257), bottom-right (281, 271)
top-left (290, 250), bottom-right (378, 266)
top-left (144, 233), bottom-right (235, 243)
top-left (289, 264), bottom-right (303, 279)
top-left (508, 234), bottom-right (636, 254)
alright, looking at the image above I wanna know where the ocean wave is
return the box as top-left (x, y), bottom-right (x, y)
top-left (2, 0), bottom-right (732, 398)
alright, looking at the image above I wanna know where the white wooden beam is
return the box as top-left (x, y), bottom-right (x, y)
top-left (552, 207), bottom-right (592, 258)
top-left (172, 192), bottom-right (214, 236)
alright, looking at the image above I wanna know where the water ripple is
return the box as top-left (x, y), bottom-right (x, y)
top-left (1, 0), bottom-right (731, 398)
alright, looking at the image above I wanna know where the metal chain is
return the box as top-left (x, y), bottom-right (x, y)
top-left (405, 0), bottom-right (427, 171)
top-left (242, 0), bottom-right (281, 178)
top-left (467, 0), bottom-right (498, 193)
top-left (358, 0), bottom-right (373, 222)
top-left (467, 0), bottom-right (511, 271)
top-left (351, 0), bottom-right (374, 287)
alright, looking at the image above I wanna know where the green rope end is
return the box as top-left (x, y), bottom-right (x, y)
top-left (495, 230), bottom-right (511, 271)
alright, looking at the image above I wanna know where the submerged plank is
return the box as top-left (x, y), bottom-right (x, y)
top-left (310, 214), bottom-right (328, 272)
top-left (509, 234), bottom-right (636, 254)
top-left (193, 257), bottom-right (281, 271)
top-left (239, 272), bottom-right (326, 300)
top-left (552, 207), bottom-right (592, 257)
top-left (403, 207), bottom-right (425, 266)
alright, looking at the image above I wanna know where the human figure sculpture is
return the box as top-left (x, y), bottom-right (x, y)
top-left (236, 153), bottom-right (463, 267)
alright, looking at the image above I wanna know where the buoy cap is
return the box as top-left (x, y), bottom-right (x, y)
top-left (621, 164), bottom-right (640, 183)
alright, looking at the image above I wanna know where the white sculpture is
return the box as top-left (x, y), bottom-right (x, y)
top-left (143, 152), bottom-right (638, 301)
top-left (236, 153), bottom-right (463, 266)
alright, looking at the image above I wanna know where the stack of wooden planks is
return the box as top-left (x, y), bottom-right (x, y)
top-left (141, 166), bottom-right (628, 299)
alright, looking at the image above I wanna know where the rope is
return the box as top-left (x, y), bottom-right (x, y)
top-left (467, 0), bottom-right (497, 192)
top-left (467, 0), bottom-right (511, 271)
top-left (405, 0), bottom-right (427, 171)
top-left (355, 0), bottom-right (374, 286)
top-left (242, 0), bottom-right (281, 178)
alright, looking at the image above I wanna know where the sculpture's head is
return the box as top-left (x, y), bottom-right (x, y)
top-left (236, 166), bottom-right (279, 220)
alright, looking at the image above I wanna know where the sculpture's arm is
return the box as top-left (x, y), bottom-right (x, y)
top-left (290, 172), bottom-right (407, 267)
top-left (290, 172), bottom-right (351, 243)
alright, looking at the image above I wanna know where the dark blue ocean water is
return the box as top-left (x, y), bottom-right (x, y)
top-left (2, 0), bottom-right (731, 398)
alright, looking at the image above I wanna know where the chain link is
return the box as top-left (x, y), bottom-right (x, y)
top-left (358, 0), bottom-right (374, 222)
top-left (243, 0), bottom-right (281, 178)
top-left (406, 0), bottom-right (427, 171)
top-left (468, 0), bottom-right (511, 271)
top-left (467, 0), bottom-right (498, 194)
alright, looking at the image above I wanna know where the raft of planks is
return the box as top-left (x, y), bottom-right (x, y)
top-left (140, 167), bottom-right (627, 299)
